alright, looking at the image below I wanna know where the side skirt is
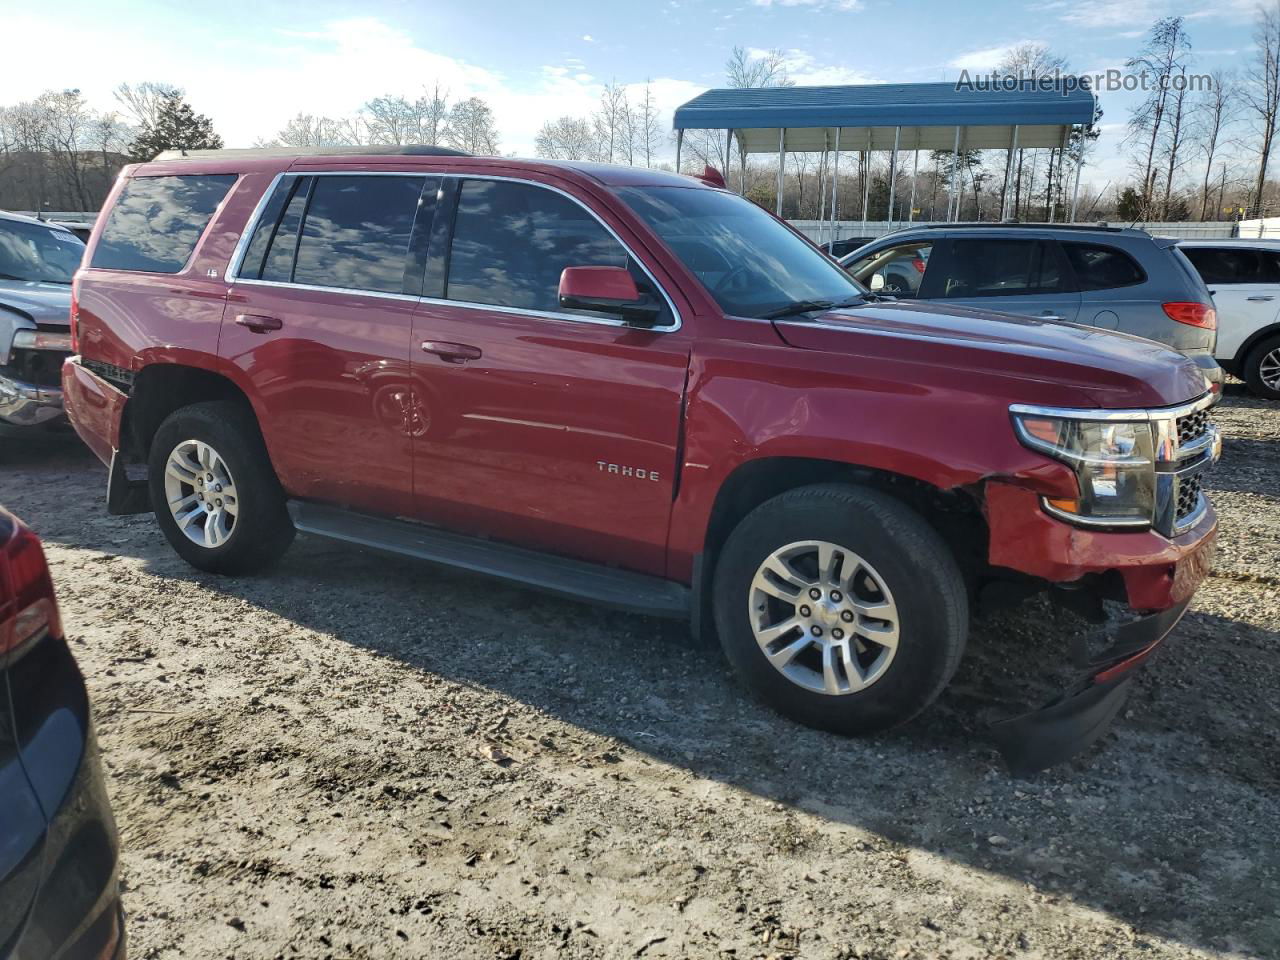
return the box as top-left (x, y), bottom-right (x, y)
top-left (287, 500), bottom-right (691, 620)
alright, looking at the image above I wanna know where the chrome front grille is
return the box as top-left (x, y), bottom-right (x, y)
top-left (1153, 393), bottom-right (1218, 537)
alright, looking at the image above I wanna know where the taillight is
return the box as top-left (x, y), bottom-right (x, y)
top-left (1163, 302), bottom-right (1217, 330)
top-left (0, 520), bottom-right (61, 655)
top-left (70, 271), bottom-right (81, 354)
top-left (911, 257), bottom-right (926, 274)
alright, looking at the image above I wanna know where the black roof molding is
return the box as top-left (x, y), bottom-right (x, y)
top-left (151, 145), bottom-right (471, 161)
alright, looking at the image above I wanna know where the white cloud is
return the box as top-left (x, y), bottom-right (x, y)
top-left (582, 34), bottom-right (595, 42)
top-left (752, 0), bottom-right (861, 9)
top-left (948, 41), bottom-right (1043, 73)
top-left (745, 47), bottom-right (875, 85)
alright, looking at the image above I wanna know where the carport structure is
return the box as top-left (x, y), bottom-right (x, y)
top-left (672, 80), bottom-right (1097, 236)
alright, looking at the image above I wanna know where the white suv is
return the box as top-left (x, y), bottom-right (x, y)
top-left (1181, 239), bottom-right (1280, 399)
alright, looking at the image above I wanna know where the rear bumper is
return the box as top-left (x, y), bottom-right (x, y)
top-left (61, 356), bottom-right (126, 467)
top-left (985, 481), bottom-right (1217, 612)
top-left (1184, 350), bottom-right (1224, 386)
top-left (990, 599), bottom-right (1190, 775)
top-left (0, 370), bottom-right (64, 428)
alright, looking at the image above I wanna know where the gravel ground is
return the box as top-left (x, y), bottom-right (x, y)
top-left (1, 387), bottom-right (1277, 960)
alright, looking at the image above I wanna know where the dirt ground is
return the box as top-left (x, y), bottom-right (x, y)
top-left (1, 387), bottom-right (1277, 960)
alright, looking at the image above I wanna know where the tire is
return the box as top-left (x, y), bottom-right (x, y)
top-left (1243, 333), bottom-right (1280, 400)
top-left (712, 482), bottom-right (968, 735)
top-left (147, 400), bottom-right (294, 574)
top-left (883, 274), bottom-right (911, 295)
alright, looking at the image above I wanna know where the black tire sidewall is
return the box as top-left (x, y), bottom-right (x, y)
top-left (1244, 335), bottom-right (1280, 401)
top-left (148, 401), bottom-right (293, 574)
top-left (713, 484), bottom-right (967, 735)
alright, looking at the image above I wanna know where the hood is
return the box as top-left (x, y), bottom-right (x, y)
top-left (774, 300), bottom-right (1209, 409)
top-left (0, 281), bottom-right (72, 327)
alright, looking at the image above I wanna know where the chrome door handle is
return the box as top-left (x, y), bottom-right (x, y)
top-left (1039, 313), bottom-right (1065, 321)
top-left (1247, 295), bottom-right (1275, 301)
top-left (235, 313), bottom-right (283, 333)
top-left (421, 340), bottom-right (482, 363)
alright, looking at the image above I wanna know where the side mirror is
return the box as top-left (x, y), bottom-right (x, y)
top-left (869, 273), bottom-right (885, 292)
top-left (559, 266), bottom-right (663, 326)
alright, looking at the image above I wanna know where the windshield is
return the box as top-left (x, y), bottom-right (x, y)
top-left (0, 219), bottom-right (85, 284)
top-left (615, 186), bottom-right (866, 319)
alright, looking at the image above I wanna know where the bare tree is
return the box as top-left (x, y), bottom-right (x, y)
top-left (535, 116), bottom-right (598, 160)
top-left (591, 82), bottom-right (629, 163)
top-left (636, 82), bottom-right (662, 167)
top-left (726, 46), bottom-right (791, 89)
top-left (1160, 67), bottom-right (1193, 216)
top-left (1126, 17), bottom-right (1192, 217)
top-left (275, 113), bottom-right (354, 147)
top-left (997, 43), bottom-right (1069, 217)
top-left (445, 97), bottom-right (499, 155)
top-left (1195, 71), bottom-right (1238, 219)
top-left (1246, 2), bottom-right (1280, 216)
top-left (113, 81), bottom-right (180, 130)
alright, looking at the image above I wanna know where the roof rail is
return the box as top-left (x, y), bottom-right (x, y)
top-left (151, 145), bottom-right (471, 161)
top-left (916, 221), bottom-right (1143, 234)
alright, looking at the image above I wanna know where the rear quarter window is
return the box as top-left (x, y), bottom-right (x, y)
top-left (1061, 242), bottom-right (1146, 290)
top-left (91, 174), bottom-right (237, 273)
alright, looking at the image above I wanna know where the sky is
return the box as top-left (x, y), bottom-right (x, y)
top-left (1, 0), bottom-right (1269, 192)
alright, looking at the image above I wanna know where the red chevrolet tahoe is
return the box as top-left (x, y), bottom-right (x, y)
top-left (63, 147), bottom-right (1220, 772)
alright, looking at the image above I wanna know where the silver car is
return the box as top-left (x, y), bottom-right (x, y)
top-left (841, 224), bottom-right (1223, 387)
top-left (0, 211), bottom-right (82, 433)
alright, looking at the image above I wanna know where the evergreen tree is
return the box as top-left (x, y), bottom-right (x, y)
top-left (128, 91), bottom-right (223, 161)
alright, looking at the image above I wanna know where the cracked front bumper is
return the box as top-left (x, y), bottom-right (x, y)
top-left (0, 370), bottom-right (64, 427)
top-left (990, 599), bottom-right (1192, 775)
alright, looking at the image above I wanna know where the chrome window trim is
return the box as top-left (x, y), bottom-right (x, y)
top-left (226, 169), bottom-right (682, 333)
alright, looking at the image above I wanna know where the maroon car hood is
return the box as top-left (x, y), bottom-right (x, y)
top-left (774, 301), bottom-right (1209, 408)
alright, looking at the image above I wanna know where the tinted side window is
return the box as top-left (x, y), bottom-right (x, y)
top-left (1062, 242), bottom-right (1145, 290)
top-left (1182, 247), bottom-right (1274, 285)
top-left (447, 179), bottom-right (627, 312)
top-left (933, 238), bottom-right (1066, 298)
top-left (261, 178), bottom-right (312, 284)
top-left (290, 175), bottom-right (429, 294)
top-left (92, 175), bottom-right (236, 273)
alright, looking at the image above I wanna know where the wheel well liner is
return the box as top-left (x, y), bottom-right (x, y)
top-left (122, 364), bottom-right (252, 457)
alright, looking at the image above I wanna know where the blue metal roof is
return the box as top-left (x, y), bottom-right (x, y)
top-left (673, 81), bottom-right (1096, 132)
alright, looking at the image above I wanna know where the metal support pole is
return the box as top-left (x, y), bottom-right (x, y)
top-left (740, 139), bottom-right (747, 196)
top-left (776, 128), bottom-right (785, 217)
top-left (818, 130), bottom-right (829, 249)
top-left (861, 132), bottom-right (871, 234)
top-left (907, 143), bottom-right (919, 223)
top-left (830, 127), bottom-right (841, 244)
top-left (1001, 125), bottom-right (1019, 220)
top-left (1070, 127), bottom-right (1085, 222)
top-left (886, 126), bottom-right (900, 231)
top-left (675, 129), bottom-right (683, 174)
top-left (1050, 126), bottom-right (1068, 223)
top-left (948, 126), bottom-right (961, 222)
top-left (725, 130), bottom-right (733, 177)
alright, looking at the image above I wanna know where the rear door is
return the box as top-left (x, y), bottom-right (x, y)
top-left (407, 176), bottom-right (691, 575)
top-left (223, 172), bottom-right (437, 519)
top-left (923, 235), bottom-right (1081, 322)
top-left (1181, 245), bottom-right (1280, 361)
top-left (1058, 240), bottom-right (1153, 333)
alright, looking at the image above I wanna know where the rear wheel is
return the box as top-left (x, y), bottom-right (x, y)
top-left (712, 483), bottom-right (968, 735)
top-left (1243, 333), bottom-right (1280, 400)
top-left (148, 401), bottom-right (294, 574)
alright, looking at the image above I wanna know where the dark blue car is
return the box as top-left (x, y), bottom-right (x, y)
top-left (1, 507), bottom-right (124, 960)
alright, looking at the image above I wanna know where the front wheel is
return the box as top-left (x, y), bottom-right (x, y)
top-left (148, 400), bottom-right (294, 574)
top-left (712, 483), bottom-right (968, 735)
top-left (1243, 333), bottom-right (1280, 400)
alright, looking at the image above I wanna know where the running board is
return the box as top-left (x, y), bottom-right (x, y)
top-left (287, 501), bottom-right (690, 619)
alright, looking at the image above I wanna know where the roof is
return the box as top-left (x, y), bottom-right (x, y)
top-left (674, 81), bottom-right (1096, 152)
top-left (1178, 237), bottom-right (1280, 247)
top-left (0, 209), bottom-right (77, 234)
top-left (152, 145), bottom-right (469, 161)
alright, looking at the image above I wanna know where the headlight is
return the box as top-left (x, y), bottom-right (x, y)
top-left (1012, 412), bottom-right (1156, 527)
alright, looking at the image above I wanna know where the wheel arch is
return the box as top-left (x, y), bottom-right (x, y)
top-left (690, 456), bottom-right (987, 643)
top-left (122, 362), bottom-right (257, 459)
top-left (1232, 321), bottom-right (1280, 371)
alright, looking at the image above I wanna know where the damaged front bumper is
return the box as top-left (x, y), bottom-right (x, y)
top-left (990, 597), bottom-right (1195, 775)
top-left (0, 369), bottom-right (65, 428)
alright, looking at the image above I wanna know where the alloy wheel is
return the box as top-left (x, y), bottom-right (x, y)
top-left (1261, 346), bottom-right (1280, 391)
top-left (163, 439), bottom-right (239, 549)
top-left (748, 540), bottom-right (900, 696)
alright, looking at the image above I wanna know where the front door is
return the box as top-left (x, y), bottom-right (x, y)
top-left (409, 177), bottom-right (690, 575)
top-left (222, 172), bottom-right (437, 518)
top-left (924, 236), bottom-right (1082, 323)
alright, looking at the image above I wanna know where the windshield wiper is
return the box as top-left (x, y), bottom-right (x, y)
top-left (760, 297), bottom-right (865, 320)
